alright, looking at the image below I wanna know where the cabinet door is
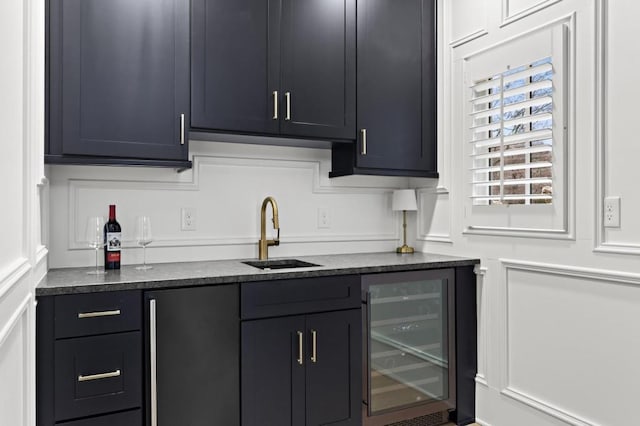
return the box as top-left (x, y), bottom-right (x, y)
top-left (279, 0), bottom-right (356, 140)
top-left (356, 0), bottom-right (436, 172)
top-left (145, 285), bottom-right (239, 426)
top-left (305, 310), bottom-right (361, 426)
top-left (241, 316), bottom-right (306, 426)
top-left (49, 0), bottom-right (189, 160)
top-left (191, 0), bottom-right (280, 134)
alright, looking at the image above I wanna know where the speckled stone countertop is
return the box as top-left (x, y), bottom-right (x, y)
top-left (37, 252), bottom-right (480, 296)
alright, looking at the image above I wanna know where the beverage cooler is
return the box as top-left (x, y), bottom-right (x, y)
top-left (362, 269), bottom-right (456, 426)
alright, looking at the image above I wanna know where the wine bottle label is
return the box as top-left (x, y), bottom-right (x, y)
top-left (106, 232), bottom-right (122, 252)
top-left (107, 251), bottom-right (121, 263)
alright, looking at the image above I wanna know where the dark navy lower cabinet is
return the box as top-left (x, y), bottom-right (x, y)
top-left (241, 275), bottom-right (362, 426)
top-left (37, 286), bottom-right (239, 426)
top-left (37, 291), bottom-right (144, 426)
top-left (36, 269), bottom-right (475, 426)
top-left (242, 310), bottom-right (361, 426)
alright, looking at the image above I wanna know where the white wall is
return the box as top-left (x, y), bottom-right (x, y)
top-left (47, 140), bottom-right (418, 268)
top-left (419, 0), bottom-right (640, 425)
top-left (0, 0), bottom-right (47, 425)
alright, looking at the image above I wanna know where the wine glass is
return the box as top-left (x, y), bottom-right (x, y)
top-left (86, 216), bottom-right (106, 275)
top-left (135, 216), bottom-right (153, 270)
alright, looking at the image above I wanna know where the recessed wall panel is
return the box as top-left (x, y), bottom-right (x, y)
top-left (449, 0), bottom-right (488, 46)
top-left (602, 1), bottom-right (640, 250)
top-left (504, 265), bottom-right (640, 426)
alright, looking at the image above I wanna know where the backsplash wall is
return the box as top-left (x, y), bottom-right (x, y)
top-left (47, 140), bottom-right (418, 268)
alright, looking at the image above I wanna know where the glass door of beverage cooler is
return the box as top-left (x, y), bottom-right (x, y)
top-left (362, 269), bottom-right (456, 424)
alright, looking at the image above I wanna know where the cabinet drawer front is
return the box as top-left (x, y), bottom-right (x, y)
top-left (55, 291), bottom-right (141, 338)
top-left (55, 332), bottom-right (142, 421)
top-left (241, 275), bottom-right (360, 319)
top-left (58, 409), bottom-right (141, 426)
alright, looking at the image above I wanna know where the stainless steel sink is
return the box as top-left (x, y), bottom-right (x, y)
top-left (243, 259), bottom-right (320, 270)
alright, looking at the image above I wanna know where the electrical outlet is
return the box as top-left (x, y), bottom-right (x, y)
top-left (317, 208), bottom-right (331, 229)
top-left (604, 196), bottom-right (620, 228)
top-left (181, 208), bottom-right (197, 231)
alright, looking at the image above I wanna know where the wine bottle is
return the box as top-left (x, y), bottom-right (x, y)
top-left (103, 204), bottom-right (122, 270)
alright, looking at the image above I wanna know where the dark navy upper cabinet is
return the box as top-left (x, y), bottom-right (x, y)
top-left (279, 0), bottom-right (356, 140)
top-left (191, 0), bottom-right (356, 142)
top-left (191, 0), bottom-right (279, 135)
top-left (47, 0), bottom-right (190, 167)
top-left (330, 0), bottom-right (438, 178)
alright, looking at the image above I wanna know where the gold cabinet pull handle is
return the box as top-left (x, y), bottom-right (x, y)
top-left (77, 309), bottom-right (120, 319)
top-left (361, 129), bottom-right (367, 155)
top-left (285, 92), bottom-right (291, 121)
top-left (273, 91), bottom-right (279, 120)
top-left (180, 113), bottom-right (185, 145)
top-left (297, 331), bottom-right (304, 365)
top-left (311, 330), bottom-right (317, 363)
top-left (78, 369), bottom-right (121, 382)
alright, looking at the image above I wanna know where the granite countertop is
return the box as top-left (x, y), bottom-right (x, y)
top-left (37, 252), bottom-right (480, 296)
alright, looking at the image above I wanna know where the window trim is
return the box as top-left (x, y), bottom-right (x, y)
top-left (459, 19), bottom-right (575, 240)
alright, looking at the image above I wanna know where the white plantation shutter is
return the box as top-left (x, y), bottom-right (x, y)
top-left (469, 58), bottom-right (554, 205)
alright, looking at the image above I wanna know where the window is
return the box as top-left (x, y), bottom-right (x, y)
top-left (460, 21), bottom-right (571, 238)
top-left (469, 58), bottom-right (554, 205)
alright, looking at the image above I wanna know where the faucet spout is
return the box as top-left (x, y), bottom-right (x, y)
top-left (259, 196), bottom-right (280, 260)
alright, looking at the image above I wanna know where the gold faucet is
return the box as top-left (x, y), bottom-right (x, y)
top-left (259, 196), bottom-right (280, 260)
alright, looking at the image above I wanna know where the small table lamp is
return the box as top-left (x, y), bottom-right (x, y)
top-left (392, 189), bottom-right (417, 254)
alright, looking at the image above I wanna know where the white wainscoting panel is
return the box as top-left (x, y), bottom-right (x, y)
top-left (448, 0), bottom-right (489, 47)
top-left (474, 265), bottom-right (489, 387)
top-left (501, 0), bottom-right (563, 27)
top-left (499, 259), bottom-right (640, 426)
top-left (0, 259), bottom-right (30, 303)
top-left (0, 0), bottom-right (44, 423)
top-left (596, 0), bottom-right (640, 255)
top-left (0, 0), bottom-right (25, 275)
top-left (417, 187), bottom-right (452, 243)
top-left (48, 141), bottom-right (407, 268)
top-left (0, 285), bottom-right (33, 426)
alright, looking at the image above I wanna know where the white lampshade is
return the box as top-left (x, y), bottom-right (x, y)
top-left (392, 189), bottom-right (417, 211)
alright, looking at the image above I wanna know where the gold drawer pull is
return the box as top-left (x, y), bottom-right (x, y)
top-left (77, 309), bottom-right (121, 319)
top-left (78, 369), bottom-right (121, 382)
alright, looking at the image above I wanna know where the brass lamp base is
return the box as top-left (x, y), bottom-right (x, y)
top-left (396, 244), bottom-right (414, 254)
top-left (395, 210), bottom-right (414, 254)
